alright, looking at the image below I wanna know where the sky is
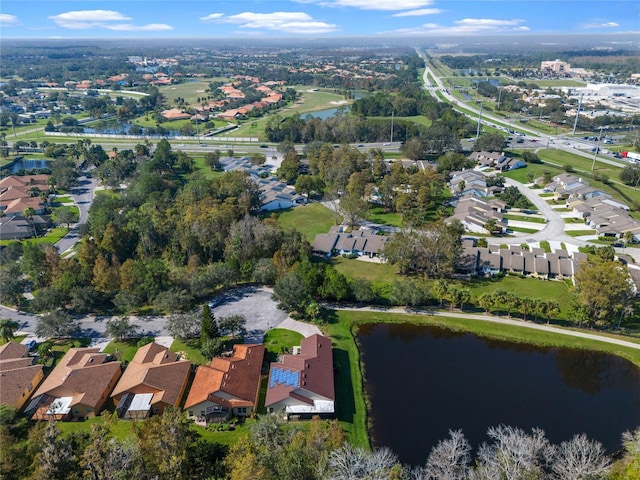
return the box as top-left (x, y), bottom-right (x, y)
top-left (0, 0), bottom-right (638, 39)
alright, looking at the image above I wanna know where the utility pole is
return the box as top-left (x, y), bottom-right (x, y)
top-left (591, 125), bottom-right (604, 171)
top-left (476, 102), bottom-right (483, 140)
top-left (572, 93), bottom-right (583, 135)
top-left (390, 110), bottom-right (394, 143)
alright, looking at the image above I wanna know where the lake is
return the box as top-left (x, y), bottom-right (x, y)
top-left (3, 159), bottom-right (50, 174)
top-left (357, 322), bottom-right (640, 466)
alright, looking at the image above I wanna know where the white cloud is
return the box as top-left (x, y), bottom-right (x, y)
top-left (392, 8), bottom-right (444, 17)
top-left (296, 0), bottom-right (433, 10)
top-left (201, 11), bottom-right (337, 34)
top-left (49, 10), bottom-right (131, 29)
top-left (382, 18), bottom-right (529, 36)
top-left (455, 18), bottom-right (525, 27)
top-left (105, 23), bottom-right (173, 31)
top-left (583, 21), bottom-right (620, 29)
top-left (0, 14), bottom-right (19, 27)
top-left (200, 13), bottom-right (224, 22)
top-left (48, 10), bottom-right (172, 32)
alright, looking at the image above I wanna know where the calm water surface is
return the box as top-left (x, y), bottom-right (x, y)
top-left (358, 323), bottom-right (640, 466)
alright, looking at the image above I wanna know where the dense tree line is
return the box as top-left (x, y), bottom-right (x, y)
top-left (3, 404), bottom-right (637, 480)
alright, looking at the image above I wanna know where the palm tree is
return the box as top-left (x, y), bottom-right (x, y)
top-left (23, 207), bottom-right (37, 238)
top-left (0, 319), bottom-right (19, 343)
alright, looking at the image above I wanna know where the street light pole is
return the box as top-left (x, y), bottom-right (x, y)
top-left (476, 102), bottom-right (483, 140)
top-left (591, 126), bottom-right (604, 171)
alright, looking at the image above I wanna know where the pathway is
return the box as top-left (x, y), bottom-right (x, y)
top-left (327, 304), bottom-right (640, 351)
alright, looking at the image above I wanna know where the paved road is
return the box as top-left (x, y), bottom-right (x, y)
top-left (54, 172), bottom-right (98, 254)
top-left (329, 304), bottom-right (640, 351)
top-left (7, 286), bottom-right (319, 343)
top-left (415, 48), bottom-right (626, 169)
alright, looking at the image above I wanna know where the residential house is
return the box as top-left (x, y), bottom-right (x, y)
top-left (311, 225), bottom-right (389, 258)
top-left (0, 342), bottom-right (44, 410)
top-left (160, 108), bottom-right (191, 120)
top-left (111, 342), bottom-right (191, 419)
top-left (451, 196), bottom-right (507, 234)
top-left (265, 334), bottom-right (335, 419)
top-left (468, 151), bottom-right (525, 171)
top-left (184, 344), bottom-right (265, 423)
top-left (459, 245), bottom-right (586, 283)
top-left (26, 347), bottom-right (122, 421)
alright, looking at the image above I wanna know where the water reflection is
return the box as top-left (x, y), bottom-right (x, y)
top-left (358, 322), bottom-right (640, 466)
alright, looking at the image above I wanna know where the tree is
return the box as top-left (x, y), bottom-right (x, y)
top-left (52, 206), bottom-right (79, 231)
top-left (200, 337), bottom-right (225, 360)
top-left (0, 319), bottom-right (19, 343)
top-left (166, 311), bottom-right (200, 340)
top-left (571, 260), bottom-right (635, 328)
top-left (551, 434), bottom-right (611, 480)
top-left (273, 271), bottom-right (310, 313)
top-left (218, 314), bottom-right (247, 339)
top-left (105, 316), bottom-right (139, 341)
top-left (30, 419), bottom-right (75, 480)
top-left (133, 407), bottom-right (197, 480)
top-left (423, 429), bottom-right (472, 480)
top-left (326, 444), bottom-right (402, 480)
top-left (200, 304), bottom-right (219, 345)
top-left (23, 207), bottom-right (37, 238)
top-left (36, 310), bottom-right (80, 338)
top-left (474, 425), bottom-right (552, 480)
top-left (351, 278), bottom-right (375, 304)
top-left (478, 293), bottom-right (494, 314)
top-left (474, 132), bottom-right (506, 152)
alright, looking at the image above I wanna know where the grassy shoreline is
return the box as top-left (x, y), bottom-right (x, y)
top-left (323, 308), bottom-right (640, 448)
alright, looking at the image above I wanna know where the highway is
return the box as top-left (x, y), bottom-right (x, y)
top-left (415, 48), bottom-right (628, 170)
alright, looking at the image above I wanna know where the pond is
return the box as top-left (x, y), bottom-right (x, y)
top-left (3, 158), bottom-right (51, 174)
top-left (358, 322), bottom-right (640, 466)
top-left (82, 119), bottom-right (184, 137)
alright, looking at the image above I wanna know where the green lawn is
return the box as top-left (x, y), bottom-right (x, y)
top-left (276, 202), bottom-right (336, 242)
top-left (508, 226), bottom-right (540, 233)
top-left (170, 338), bottom-right (210, 366)
top-left (263, 328), bottom-right (304, 363)
top-left (566, 229), bottom-right (597, 237)
top-left (0, 227), bottom-right (68, 247)
top-left (332, 256), bottom-right (398, 284)
top-left (366, 206), bottom-right (403, 227)
top-left (102, 339), bottom-right (141, 363)
top-left (159, 78), bottom-right (226, 105)
top-left (459, 275), bottom-right (572, 316)
top-left (503, 214), bottom-right (546, 224)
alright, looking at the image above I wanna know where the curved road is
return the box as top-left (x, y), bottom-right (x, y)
top-left (415, 48), bottom-right (626, 169)
top-left (54, 172), bottom-right (98, 254)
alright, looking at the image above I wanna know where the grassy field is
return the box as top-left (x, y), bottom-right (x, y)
top-left (366, 206), bottom-right (403, 227)
top-left (533, 79), bottom-right (587, 87)
top-left (159, 78), bottom-right (226, 105)
top-left (332, 256), bottom-right (398, 284)
top-left (276, 202), bottom-right (336, 242)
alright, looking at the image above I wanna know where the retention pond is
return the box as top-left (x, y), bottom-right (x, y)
top-left (358, 322), bottom-right (640, 466)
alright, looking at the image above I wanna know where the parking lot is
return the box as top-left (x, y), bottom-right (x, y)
top-left (210, 285), bottom-right (291, 343)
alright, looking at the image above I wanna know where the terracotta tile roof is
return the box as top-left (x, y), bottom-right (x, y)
top-left (112, 343), bottom-right (191, 407)
top-left (31, 347), bottom-right (121, 411)
top-left (265, 334), bottom-right (334, 409)
top-left (184, 344), bottom-right (264, 410)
